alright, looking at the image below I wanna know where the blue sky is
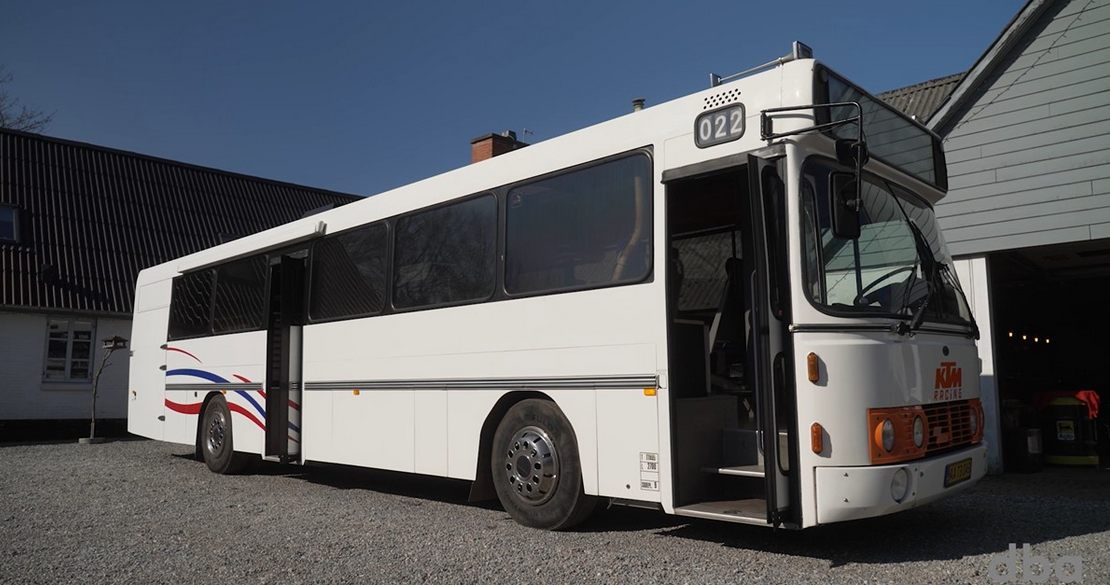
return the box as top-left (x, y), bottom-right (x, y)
top-left (2, 1), bottom-right (1026, 196)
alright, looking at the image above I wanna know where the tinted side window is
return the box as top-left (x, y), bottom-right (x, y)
top-left (675, 231), bottom-right (736, 311)
top-left (393, 195), bottom-right (496, 309)
top-left (310, 222), bottom-right (388, 321)
top-left (169, 269), bottom-right (214, 339)
top-left (212, 255), bottom-right (268, 334)
top-left (505, 155), bottom-right (652, 295)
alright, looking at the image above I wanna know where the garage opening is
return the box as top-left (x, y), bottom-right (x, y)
top-left (988, 240), bottom-right (1110, 471)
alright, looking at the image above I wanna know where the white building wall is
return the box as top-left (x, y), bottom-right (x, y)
top-left (0, 311), bottom-right (132, 420)
top-left (952, 257), bottom-right (1004, 474)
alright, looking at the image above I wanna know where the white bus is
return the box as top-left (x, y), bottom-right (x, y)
top-left (128, 43), bottom-right (987, 530)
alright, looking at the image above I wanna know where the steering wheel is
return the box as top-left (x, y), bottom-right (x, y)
top-left (854, 266), bottom-right (916, 306)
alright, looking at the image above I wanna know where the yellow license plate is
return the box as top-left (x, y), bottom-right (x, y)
top-left (944, 458), bottom-right (973, 487)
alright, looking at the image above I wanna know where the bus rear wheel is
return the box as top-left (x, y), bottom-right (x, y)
top-left (200, 395), bottom-right (251, 474)
top-left (491, 399), bottom-right (596, 530)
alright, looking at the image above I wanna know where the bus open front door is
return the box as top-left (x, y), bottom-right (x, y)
top-left (264, 252), bottom-right (306, 463)
top-left (665, 154), bottom-right (799, 527)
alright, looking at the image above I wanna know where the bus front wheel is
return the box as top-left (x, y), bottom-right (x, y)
top-left (199, 395), bottom-right (251, 474)
top-left (491, 399), bottom-right (596, 530)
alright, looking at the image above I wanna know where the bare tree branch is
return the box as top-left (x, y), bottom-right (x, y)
top-left (0, 66), bottom-right (54, 133)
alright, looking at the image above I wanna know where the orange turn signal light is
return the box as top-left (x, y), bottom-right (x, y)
top-left (811, 423), bottom-right (823, 454)
top-left (807, 353), bottom-right (819, 383)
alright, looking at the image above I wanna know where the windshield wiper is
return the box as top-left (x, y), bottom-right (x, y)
top-left (889, 196), bottom-right (939, 334)
top-left (899, 215), bottom-right (983, 338)
top-left (906, 222), bottom-right (937, 333)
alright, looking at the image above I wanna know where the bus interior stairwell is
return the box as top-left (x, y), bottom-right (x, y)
top-left (667, 163), bottom-right (792, 526)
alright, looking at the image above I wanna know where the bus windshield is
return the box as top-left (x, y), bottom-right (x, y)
top-left (800, 158), bottom-right (974, 328)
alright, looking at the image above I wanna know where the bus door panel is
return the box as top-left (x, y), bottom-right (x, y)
top-left (747, 154), bottom-right (799, 526)
top-left (265, 252), bottom-right (306, 461)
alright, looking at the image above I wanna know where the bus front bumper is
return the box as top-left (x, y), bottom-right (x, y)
top-left (814, 442), bottom-right (988, 525)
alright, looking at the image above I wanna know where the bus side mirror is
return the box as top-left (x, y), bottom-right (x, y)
top-left (831, 173), bottom-right (861, 239)
top-left (832, 138), bottom-right (867, 239)
top-left (835, 139), bottom-right (869, 168)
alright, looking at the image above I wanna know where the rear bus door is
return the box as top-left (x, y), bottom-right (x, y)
top-left (264, 251), bottom-right (307, 462)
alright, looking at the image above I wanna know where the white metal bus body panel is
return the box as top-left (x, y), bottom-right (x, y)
top-left (330, 389), bottom-right (416, 472)
top-left (128, 276), bottom-right (173, 441)
top-left (792, 330), bottom-right (981, 456)
top-left (162, 331), bottom-right (268, 453)
top-left (814, 443), bottom-right (987, 524)
top-left (299, 282), bottom-right (662, 501)
top-left (596, 388), bottom-right (661, 497)
top-left (413, 389), bottom-right (447, 476)
top-left (790, 330), bottom-right (982, 527)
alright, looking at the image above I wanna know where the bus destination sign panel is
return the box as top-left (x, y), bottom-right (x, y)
top-left (695, 104), bottom-right (745, 148)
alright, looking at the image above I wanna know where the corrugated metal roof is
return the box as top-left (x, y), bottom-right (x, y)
top-left (0, 128), bottom-right (361, 315)
top-left (877, 72), bottom-right (965, 123)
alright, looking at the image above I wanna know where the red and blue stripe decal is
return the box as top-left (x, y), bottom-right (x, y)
top-left (163, 348), bottom-right (301, 439)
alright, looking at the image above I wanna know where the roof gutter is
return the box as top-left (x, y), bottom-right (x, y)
top-left (176, 219), bottom-right (327, 274)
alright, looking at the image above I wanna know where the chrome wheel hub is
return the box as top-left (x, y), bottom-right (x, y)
top-left (504, 426), bottom-right (559, 505)
top-left (207, 410), bottom-right (227, 455)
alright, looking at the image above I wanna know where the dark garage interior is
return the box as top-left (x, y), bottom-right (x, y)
top-left (989, 240), bottom-right (1110, 471)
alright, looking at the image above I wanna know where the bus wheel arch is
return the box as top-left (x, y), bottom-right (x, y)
top-left (488, 397), bottom-right (598, 530)
top-left (469, 391), bottom-right (550, 502)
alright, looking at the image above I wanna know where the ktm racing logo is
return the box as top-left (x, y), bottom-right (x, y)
top-left (934, 362), bottom-right (963, 400)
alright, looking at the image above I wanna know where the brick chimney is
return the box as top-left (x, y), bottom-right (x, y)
top-left (471, 130), bottom-right (528, 163)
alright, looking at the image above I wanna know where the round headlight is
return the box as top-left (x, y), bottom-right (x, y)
top-left (881, 418), bottom-right (895, 452)
top-left (891, 468), bottom-right (910, 502)
top-left (913, 416), bottom-right (925, 448)
top-left (970, 408), bottom-right (979, 435)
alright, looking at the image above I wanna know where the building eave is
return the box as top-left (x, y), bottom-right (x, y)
top-left (927, 0), bottom-right (1055, 132)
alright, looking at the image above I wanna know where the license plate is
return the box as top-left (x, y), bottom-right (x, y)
top-left (944, 458), bottom-right (973, 487)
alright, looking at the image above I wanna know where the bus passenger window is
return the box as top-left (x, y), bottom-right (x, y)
top-left (168, 269), bottom-right (215, 340)
top-left (393, 195), bottom-right (497, 310)
top-left (310, 222), bottom-right (388, 321)
top-left (505, 154), bottom-right (651, 295)
top-left (212, 255), bottom-right (268, 334)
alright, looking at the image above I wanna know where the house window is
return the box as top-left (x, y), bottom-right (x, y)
top-left (43, 319), bottom-right (95, 381)
top-left (0, 205), bottom-right (18, 243)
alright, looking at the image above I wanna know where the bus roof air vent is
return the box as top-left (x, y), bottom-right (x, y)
top-left (704, 88), bottom-right (742, 110)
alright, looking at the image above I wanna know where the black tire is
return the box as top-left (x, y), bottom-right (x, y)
top-left (491, 399), bottom-right (597, 530)
top-left (199, 395), bottom-right (251, 474)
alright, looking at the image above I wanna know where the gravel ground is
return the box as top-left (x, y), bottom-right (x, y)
top-left (1, 439), bottom-right (1106, 585)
